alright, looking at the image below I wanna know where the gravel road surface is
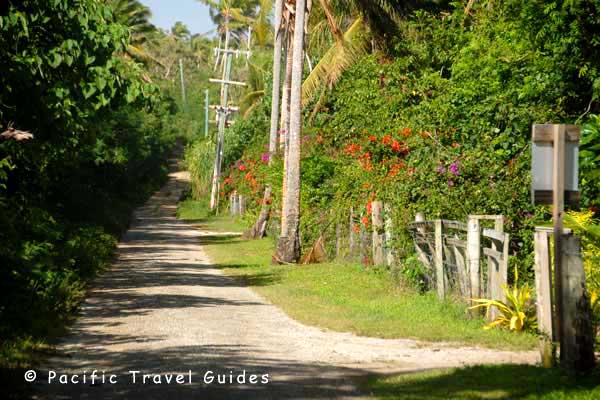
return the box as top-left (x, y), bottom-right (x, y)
top-left (33, 164), bottom-right (538, 400)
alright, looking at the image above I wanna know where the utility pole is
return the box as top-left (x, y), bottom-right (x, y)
top-left (208, 16), bottom-right (251, 212)
top-left (179, 58), bottom-right (186, 106)
top-left (204, 89), bottom-right (209, 137)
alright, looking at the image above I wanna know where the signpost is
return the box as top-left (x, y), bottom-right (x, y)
top-left (531, 124), bottom-right (580, 364)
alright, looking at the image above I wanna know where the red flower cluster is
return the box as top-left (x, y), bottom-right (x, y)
top-left (387, 162), bottom-right (406, 177)
top-left (344, 143), bottom-right (362, 155)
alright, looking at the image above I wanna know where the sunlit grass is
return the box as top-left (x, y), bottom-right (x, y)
top-left (364, 364), bottom-right (600, 400)
top-left (196, 224), bottom-right (537, 350)
top-left (177, 197), bottom-right (245, 233)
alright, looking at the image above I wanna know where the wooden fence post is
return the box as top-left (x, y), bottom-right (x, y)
top-left (349, 207), bottom-right (356, 260)
top-left (534, 228), bottom-right (554, 367)
top-left (336, 223), bottom-right (342, 259)
top-left (493, 215), bottom-right (507, 304)
top-left (454, 241), bottom-right (469, 298)
top-left (414, 213), bottom-right (430, 267)
top-left (487, 234), bottom-right (509, 322)
top-left (467, 216), bottom-right (481, 304)
top-left (434, 219), bottom-right (445, 300)
top-left (560, 234), bottom-right (596, 372)
top-left (238, 195), bottom-right (245, 216)
top-left (359, 208), bottom-right (368, 263)
top-left (384, 203), bottom-right (394, 266)
top-left (372, 201), bottom-right (385, 265)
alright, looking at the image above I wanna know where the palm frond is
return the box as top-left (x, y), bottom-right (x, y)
top-left (240, 90), bottom-right (266, 117)
top-left (302, 16), bottom-right (367, 104)
top-left (125, 44), bottom-right (165, 67)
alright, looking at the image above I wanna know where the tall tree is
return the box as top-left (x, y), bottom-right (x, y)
top-left (275, 0), bottom-right (309, 263)
top-left (105, 0), bottom-right (159, 63)
top-left (171, 21), bottom-right (192, 40)
top-left (106, 0), bottom-right (155, 41)
top-left (246, 0), bottom-right (284, 238)
top-left (302, 0), bottom-right (443, 105)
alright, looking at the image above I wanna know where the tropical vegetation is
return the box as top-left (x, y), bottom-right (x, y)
top-left (0, 0), bottom-right (211, 366)
top-left (2, 0), bottom-right (600, 383)
top-left (185, 0), bottom-right (600, 349)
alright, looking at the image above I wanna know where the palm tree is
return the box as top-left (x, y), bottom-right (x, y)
top-left (246, 0), bottom-right (284, 239)
top-left (198, 0), bottom-right (261, 34)
top-left (190, 33), bottom-right (214, 68)
top-left (171, 21), bottom-right (192, 40)
top-left (301, 0), bottom-right (440, 106)
top-left (105, 0), bottom-right (161, 64)
top-left (275, 0), bottom-right (309, 263)
top-left (107, 0), bottom-right (155, 41)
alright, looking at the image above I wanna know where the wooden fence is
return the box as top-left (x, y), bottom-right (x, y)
top-left (229, 191), bottom-right (246, 217)
top-left (407, 215), bottom-right (509, 319)
top-left (231, 198), bottom-right (595, 370)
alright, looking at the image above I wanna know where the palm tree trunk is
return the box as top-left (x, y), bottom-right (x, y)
top-left (279, 34), bottom-right (294, 233)
top-left (275, 0), bottom-right (307, 263)
top-left (246, 0), bottom-right (285, 239)
top-left (280, 34), bottom-right (293, 152)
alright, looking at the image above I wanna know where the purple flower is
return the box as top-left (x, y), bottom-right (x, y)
top-left (436, 166), bottom-right (445, 174)
top-left (261, 153), bottom-right (270, 162)
top-left (525, 212), bottom-right (534, 219)
top-left (447, 179), bottom-right (455, 188)
top-left (449, 161), bottom-right (461, 176)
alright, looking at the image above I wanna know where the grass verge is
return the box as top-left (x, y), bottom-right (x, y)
top-left (179, 200), bottom-right (537, 350)
top-left (363, 364), bottom-right (600, 400)
top-left (177, 197), bottom-right (246, 233)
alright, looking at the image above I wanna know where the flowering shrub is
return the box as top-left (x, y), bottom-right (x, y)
top-left (211, 0), bottom-right (600, 284)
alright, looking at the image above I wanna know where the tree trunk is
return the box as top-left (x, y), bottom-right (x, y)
top-left (279, 34), bottom-right (294, 233)
top-left (280, 35), bottom-right (293, 152)
top-left (246, 0), bottom-right (285, 239)
top-left (275, 0), bottom-right (307, 263)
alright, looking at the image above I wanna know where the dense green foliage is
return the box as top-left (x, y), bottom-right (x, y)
top-left (0, 0), bottom-right (182, 354)
top-left (202, 0), bottom-right (600, 299)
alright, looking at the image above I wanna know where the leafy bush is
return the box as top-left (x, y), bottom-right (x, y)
top-left (581, 115), bottom-right (600, 210)
top-left (204, 1), bottom-right (600, 308)
top-left (186, 140), bottom-right (215, 199)
top-left (0, 0), bottom-right (177, 353)
top-left (469, 268), bottom-right (537, 333)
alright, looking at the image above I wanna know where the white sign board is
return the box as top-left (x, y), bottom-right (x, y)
top-left (531, 124), bottom-right (580, 206)
top-left (531, 142), bottom-right (579, 191)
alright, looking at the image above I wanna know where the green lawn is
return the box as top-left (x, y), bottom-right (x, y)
top-left (180, 200), bottom-right (537, 350)
top-left (177, 198), bottom-right (246, 233)
top-left (364, 365), bottom-right (600, 400)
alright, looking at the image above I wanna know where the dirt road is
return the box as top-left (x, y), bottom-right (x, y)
top-left (33, 164), bottom-right (538, 400)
